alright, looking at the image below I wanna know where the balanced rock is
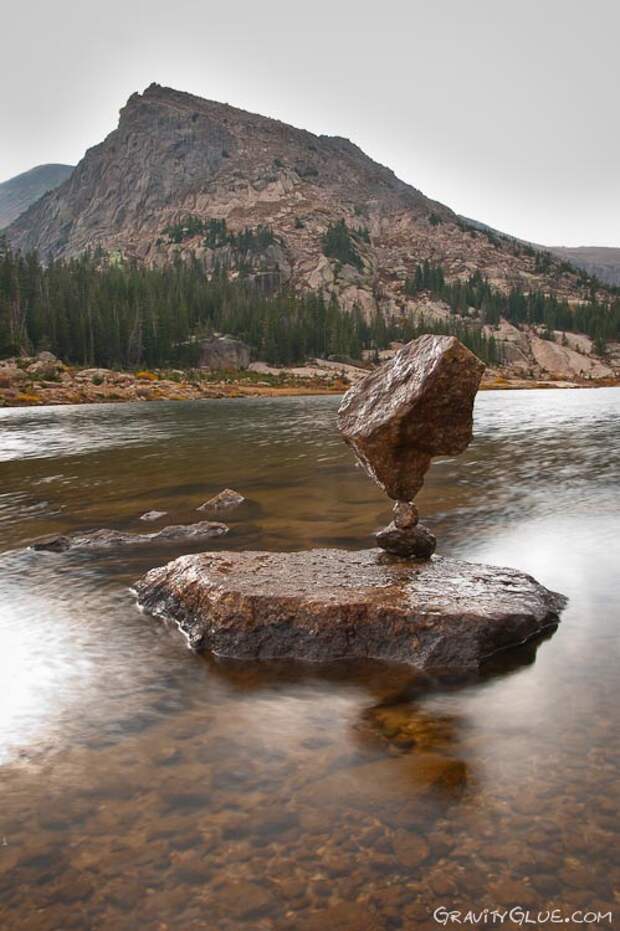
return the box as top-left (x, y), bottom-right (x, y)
top-left (393, 501), bottom-right (419, 529)
top-left (337, 335), bottom-right (485, 500)
top-left (375, 522), bottom-right (436, 558)
top-left (133, 548), bottom-right (566, 669)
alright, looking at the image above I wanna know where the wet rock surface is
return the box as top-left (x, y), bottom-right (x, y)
top-left (31, 520), bottom-right (228, 552)
top-left (134, 548), bottom-right (566, 669)
top-left (197, 488), bottom-right (246, 512)
top-left (337, 335), bottom-right (485, 501)
top-left (375, 522), bottom-right (436, 558)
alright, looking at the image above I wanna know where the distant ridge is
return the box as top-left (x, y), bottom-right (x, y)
top-left (548, 246), bottom-right (620, 287)
top-left (460, 216), bottom-right (620, 287)
top-left (0, 164), bottom-right (74, 228)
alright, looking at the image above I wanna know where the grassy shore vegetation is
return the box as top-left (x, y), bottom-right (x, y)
top-left (0, 244), bottom-right (503, 368)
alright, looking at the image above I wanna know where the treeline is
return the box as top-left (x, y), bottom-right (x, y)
top-left (0, 245), bottom-right (502, 368)
top-left (405, 260), bottom-right (619, 347)
top-left (322, 220), bottom-right (368, 272)
top-left (159, 215), bottom-right (278, 253)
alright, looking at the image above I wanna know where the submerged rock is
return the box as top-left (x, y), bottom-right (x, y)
top-left (337, 334), bottom-right (485, 501)
top-left (133, 548), bottom-right (566, 669)
top-left (197, 488), bottom-right (245, 512)
top-left (31, 521), bottom-right (228, 552)
top-left (139, 510), bottom-right (168, 521)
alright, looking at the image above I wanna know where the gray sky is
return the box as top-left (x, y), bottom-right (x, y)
top-left (2, 0), bottom-right (618, 246)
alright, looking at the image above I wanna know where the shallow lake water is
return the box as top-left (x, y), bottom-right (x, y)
top-left (0, 389), bottom-right (619, 930)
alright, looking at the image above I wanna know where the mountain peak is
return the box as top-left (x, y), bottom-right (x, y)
top-left (4, 84), bottom-right (608, 322)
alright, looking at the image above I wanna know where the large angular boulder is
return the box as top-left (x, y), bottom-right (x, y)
top-left (337, 335), bottom-right (485, 501)
top-left (199, 336), bottom-right (250, 371)
top-left (133, 548), bottom-right (566, 669)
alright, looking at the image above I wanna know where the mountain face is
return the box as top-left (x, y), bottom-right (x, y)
top-left (7, 84), bottom-right (606, 322)
top-left (548, 247), bottom-right (620, 287)
top-left (462, 216), bottom-right (620, 288)
top-left (0, 164), bottom-right (73, 228)
top-left (4, 85), bottom-right (619, 382)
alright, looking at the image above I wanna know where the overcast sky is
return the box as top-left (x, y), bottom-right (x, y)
top-left (2, 0), bottom-right (618, 246)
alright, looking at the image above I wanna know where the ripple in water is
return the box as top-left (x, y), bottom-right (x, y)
top-left (0, 388), bottom-right (618, 929)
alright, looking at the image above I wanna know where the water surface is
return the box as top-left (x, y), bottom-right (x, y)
top-left (1, 390), bottom-right (618, 929)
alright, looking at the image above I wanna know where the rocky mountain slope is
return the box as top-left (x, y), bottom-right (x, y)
top-left (5, 84), bottom-right (619, 382)
top-left (462, 216), bottom-right (620, 288)
top-left (0, 164), bottom-right (73, 228)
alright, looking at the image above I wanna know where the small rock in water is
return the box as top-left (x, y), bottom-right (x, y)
top-left (197, 488), bottom-right (245, 512)
top-left (31, 521), bottom-right (228, 552)
top-left (139, 510), bottom-right (168, 522)
top-left (31, 534), bottom-right (72, 553)
top-left (375, 522), bottom-right (436, 558)
top-left (155, 521), bottom-right (228, 541)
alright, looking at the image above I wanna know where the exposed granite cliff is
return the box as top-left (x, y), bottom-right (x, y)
top-left (6, 84), bottom-right (607, 316)
top-left (6, 84), bottom-right (618, 381)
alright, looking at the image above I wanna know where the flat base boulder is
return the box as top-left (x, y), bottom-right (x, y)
top-left (134, 548), bottom-right (566, 670)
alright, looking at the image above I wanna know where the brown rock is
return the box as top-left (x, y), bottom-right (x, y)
top-left (213, 879), bottom-right (274, 919)
top-left (134, 547), bottom-right (566, 667)
top-left (375, 521), bottom-right (436, 558)
top-left (391, 829), bottom-right (430, 868)
top-left (298, 902), bottom-right (384, 931)
top-left (393, 501), bottom-right (419, 528)
top-left (337, 335), bottom-right (485, 500)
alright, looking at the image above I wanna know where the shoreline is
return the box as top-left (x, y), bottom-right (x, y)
top-left (1, 357), bottom-right (618, 408)
top-left (1, 375), bottom-right (619, 408)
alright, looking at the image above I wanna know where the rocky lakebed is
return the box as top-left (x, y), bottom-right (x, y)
top-left (0, 383), bottom-right (618, 930)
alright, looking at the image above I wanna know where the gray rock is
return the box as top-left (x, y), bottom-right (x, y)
top-left (133, 548), bottom-right (566, 669)
top-left (337, 335), bottom-right (485, 500)
top-left (139, 510), bottom-right (168, 521)
top-left (32, 521), bottom-right (228, 552)
top-left (199, 337), bottom-right (250, 372)
top-left (375, 522), bottom-right (436, 558)
top-left (197, 488), bottom-right (245, 512)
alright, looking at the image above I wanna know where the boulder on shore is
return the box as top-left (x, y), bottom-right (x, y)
top-left (199, 336), bottom-right (251, 371)
top-left (133, 548), bottom-right (566, 669)
top-left (337, 334), bottom-right (485, 501)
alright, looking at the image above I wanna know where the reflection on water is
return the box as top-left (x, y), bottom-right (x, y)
top-left (0, 389), bottom-right (619, 929)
